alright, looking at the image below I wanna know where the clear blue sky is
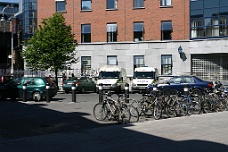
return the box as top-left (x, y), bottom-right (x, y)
top-left (0, 0), bottom-right (19, 3)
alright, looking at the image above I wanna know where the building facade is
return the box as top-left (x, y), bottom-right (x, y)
top-left (0, 1), bottom-right (22, 70)
top-left (35, 0), bottom-right (228, 81)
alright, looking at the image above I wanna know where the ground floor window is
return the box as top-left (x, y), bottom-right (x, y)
top-left (134, 55), bottom-right (144, 69)
top-left (81, 56), bottom-right (91, 76)
top-left (161, 55), bottom-right (172, 75)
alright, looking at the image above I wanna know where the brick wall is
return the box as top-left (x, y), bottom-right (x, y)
top-left (37, 0), bottom-right (190, 43)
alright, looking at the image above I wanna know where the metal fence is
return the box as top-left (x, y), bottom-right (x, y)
top-left (0, 68), bottom-right (99, 79)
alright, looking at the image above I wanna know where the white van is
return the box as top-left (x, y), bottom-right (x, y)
top-left (131, 66), bottom-right (158, 93)
top-left (96, 65), bottom-right (127, 93)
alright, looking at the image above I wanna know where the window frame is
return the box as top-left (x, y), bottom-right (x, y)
top-left (133, 22), bottom-right (144, 41)
top-left (161, 55), bottom-right (172, 75)
top-left (81, 56), bottom-right (92, 76)
top-left (133, 55), bottom-right (145, 69)
top-left (107, 23), bottom-right (117, 42)
top-left (81, 0), bottom-right (92, 11)
top-left (107, 55), bottom-right (118, 65)
top-left (56, 0), bottom-right (66, 12)
top-left (106, 0), bottom-right (117, 10)
top-left (81, 24), bottom-right (91, 43)
top-left (161, 21), bottom-right (172, 40)
top-left (160, 0), bottom-right (172, 7)
top-left (133, 0), bottom-right (144, 8)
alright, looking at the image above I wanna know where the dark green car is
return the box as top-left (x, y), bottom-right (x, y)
top-left (17, 77), bottom-right (58, 101)
top-left (0, 75), bottom-right (18, 101)
top-left (62, 77), bottom-right (96, 94)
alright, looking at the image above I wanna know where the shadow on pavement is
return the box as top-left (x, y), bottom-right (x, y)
top-left (0, 99), bottom-right (227, 152)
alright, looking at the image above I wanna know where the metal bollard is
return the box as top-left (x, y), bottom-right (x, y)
top-left (99, 83), bottom-right (103, 103)
top-left (72, 83), bottom-right (76, 102)
top-left (23, 83), bottom-right (27, 102)
top-left (46, 83), bottom-right (50, 103)
top-left (125, 83), bottom-right (129, 103)
top-left (183, 84), bottom-right (189, 96)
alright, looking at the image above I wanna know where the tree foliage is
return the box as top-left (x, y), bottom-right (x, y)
top-left (21, 13), bottom-right (78, 87)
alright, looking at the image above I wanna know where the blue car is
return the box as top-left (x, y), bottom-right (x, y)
top-left (147, 75), bottom-right (213, 94)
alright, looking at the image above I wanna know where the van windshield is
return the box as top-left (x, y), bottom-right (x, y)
top-left (133, 72), bottom-right (155, 79)
top-left (99, 72), bottom-right (120, 79)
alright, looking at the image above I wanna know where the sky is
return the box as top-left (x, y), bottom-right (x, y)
top-left (0, 0), bottom-right (19, 3)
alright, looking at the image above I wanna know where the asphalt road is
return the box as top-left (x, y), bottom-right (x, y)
top-left (0, 93), bottom-right (227, 152)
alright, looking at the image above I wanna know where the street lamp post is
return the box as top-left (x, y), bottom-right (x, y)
top-left (1, 5), bottom-right (15, 75)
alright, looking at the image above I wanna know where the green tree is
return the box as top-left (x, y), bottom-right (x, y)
top-left (21, 13), bottom-right (78, 89)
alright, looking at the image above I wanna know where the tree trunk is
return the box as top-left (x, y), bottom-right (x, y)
top-left (54, 68), bottom-right (59, 90)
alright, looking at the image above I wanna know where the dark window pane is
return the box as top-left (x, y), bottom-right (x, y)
top-left (134, 0), bottom-right (144, 8)
top-left (190, 0), bottom-right (203, 10)
top-left (204, 8), bottom-right (219, 17)
top-left (107, 0), bottom-right (116, 9)
top-left (82, 0), bottom-right (91, 10)
top-left (56, 1), bottom-right (66, 12)
top-left (220, 0), bottom-right (228, 7)
top-left (161, 21), bottom-right (172, 31)
top-left (134, 22), bottom-right (144, 32)
top-left (191, 10), bottom-right (203, 18)
top-left (204, 0), bottom-right (219, 8)
top-left (220, 7), bottom-right (228, 15)
top-left (82, 24), bottom-right (91, 33)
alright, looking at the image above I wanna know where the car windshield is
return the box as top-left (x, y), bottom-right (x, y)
top-left (133, 72), bottom-right (155, 79)
top-left (98, 72), bottom-right (120, 79)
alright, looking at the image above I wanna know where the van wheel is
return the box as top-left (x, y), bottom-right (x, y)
top-left (33, 92), bottom-right (42, 101)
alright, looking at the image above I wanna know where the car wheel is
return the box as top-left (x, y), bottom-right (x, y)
top-left (64, 90), bottom-right (70, 94)
top-left (33, 92), bottom-right (42, 101)
top-left (81, 87), bottom-right (85, 94)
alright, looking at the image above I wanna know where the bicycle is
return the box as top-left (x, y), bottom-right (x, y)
top-left (131, 91), bottom-right (162, 120)
top-left (93, 92), bottom-right (139, 123)
top-left (177, 88), bottom-right (202, 116)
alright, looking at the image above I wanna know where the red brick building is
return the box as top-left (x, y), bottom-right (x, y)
top-left (37, 0), bottom-right (189, 43)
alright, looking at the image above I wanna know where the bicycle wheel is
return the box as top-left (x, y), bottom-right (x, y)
top-left (93, 103), bottom-right (108, 121)
top-left (128, 105), bottom-right (139, 123)
top-left (188, 100), bottom-right (201, 115)
top-left (153, 101), bottom-right (162, 120)
top-left (178, 99), bottom-right (188, 116)
top-left (118, 105), bottom-right (131, 124)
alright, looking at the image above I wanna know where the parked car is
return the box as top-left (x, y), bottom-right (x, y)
top-left (17, 77), bottom-right (58, 101)
top-left (62, 77), bottom-right (96, 94)
top-left (0, 75), bottom-right (18, 101)
top-left (147, 75), bottom-right (213, 95)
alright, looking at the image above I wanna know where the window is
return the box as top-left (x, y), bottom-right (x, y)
top-left (107, 23), bottom-right (117, 42)
top-left (161, 55), bottom-right (172, 75)
top-left (107, 56), bottom-right (118, 65)
top-left (107, 0), bottom-right (117, 9)
top-left (134, 22), bottom-right (144, 41)
top-left (134, 0), bottom-right (144, 8)
top-left (160, 0), bottom-right (172, 6)
top-left (161, 21), bottom-right (172, 40)
top-left (81, 0), bottom-right (91, 11)
top-left (134, 55), bottom-right (144, 69)
top-left (81, 56), bottom-right (91, 76)
top-left (56, 0), bottom-right (66, 12)
top-left (81, 24), bottom-right (91, 43)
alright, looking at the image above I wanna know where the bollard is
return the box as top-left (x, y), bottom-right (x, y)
top-left (23, 83), bottom-right (27, 102)
top-left (99, 83), bottom-right (103, 103)
top-left (72, 83), bottom-right (76, 102)
top-left (46, 83), bottom-right (50, 103)
top-left (183, 84), bottom-right (189, 96)
top-left (125, 83), bottom-right (129, 103)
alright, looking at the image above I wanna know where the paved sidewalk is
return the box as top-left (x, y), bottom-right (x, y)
top-left (1, 111), bottom-right (228, 152)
